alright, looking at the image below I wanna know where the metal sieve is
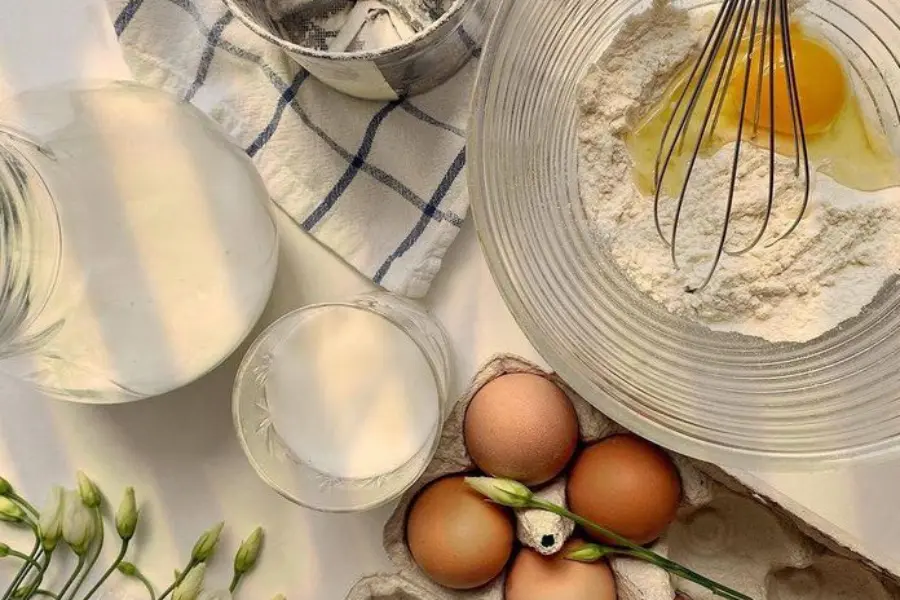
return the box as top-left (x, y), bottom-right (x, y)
top-left (225, 0), bottom-right (494, 100)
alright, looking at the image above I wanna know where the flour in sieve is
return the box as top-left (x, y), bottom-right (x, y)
top-left (577, 1), bottom-right (900, 343)
top-left (271, 0), bottom-right (449, 51)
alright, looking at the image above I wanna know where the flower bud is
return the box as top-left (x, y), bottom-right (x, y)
top-left (566, 543), bottom-right (610, 563)
top-left (116, 487), bottom-right (138, 541)
top-left (0, 497), bottom-right (26, 523)
top-left (62, 490), bottom-right (96, 555)
top-left (233, 527), bottom-right (264, 575)
top-left (39, 486), bottom-right (65, 551)
top-left (76, 471), bottom-right (102, 508)
top-left (118, 561), bottom-right (138, 577)
top-left (465, 477), bottom-right (533, 508)
top-left (173, 564), bottom-right (206, 600)
top-left (191, 522), bottom-right (224, 563)
top-left (0, 542), bottom-right (9, 557)
top-left (0, 477), bottom-right (11, 496)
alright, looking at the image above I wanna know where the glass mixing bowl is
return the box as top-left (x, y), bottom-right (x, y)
top-left (469, 0), bottom-right (900, 469)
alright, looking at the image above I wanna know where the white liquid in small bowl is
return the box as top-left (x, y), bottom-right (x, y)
top-left (265, 306), bottom-right (440, 481)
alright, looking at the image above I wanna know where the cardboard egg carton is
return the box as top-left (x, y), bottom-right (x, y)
top-left (346, 355), bottom-right (900, 600)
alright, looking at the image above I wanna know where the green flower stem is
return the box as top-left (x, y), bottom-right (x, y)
top-left (529, 499), bottom-right (752, 600)
top-left (68, 509), bottom-right (104, 600)
top-left (7, 494), bottom-right (38, 519)
top-left (157, 560), bottom-right (198, 600)
top-left (22, 551), bottom-right (53, 600)
top-left (56, 556), bottom-right (86, 600)
top-left (3, 529), bottom-right (40, 600)
top-left (124, 567), bottom-right (157, 600)
top-left (80, 538), bottom-right (129, 600)
top-left (228, 573), bottom-right (241, 593)
top-left (2, 548), bottom-right (42, 569)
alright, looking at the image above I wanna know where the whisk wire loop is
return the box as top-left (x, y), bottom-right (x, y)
top-left (725, 0), bottom-right (777, 258)
top-left (652, 0), bottom-right (812, 292)
top-left (653, 0), bottom-right (736, 242)
top-left (766, 0), bottom-right (811, 246)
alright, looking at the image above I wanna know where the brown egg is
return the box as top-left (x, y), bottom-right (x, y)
top-left (406, 475), bottom-right (514, 589)
top-left (567, 434), bottom-right (682, 545)
top-left (464, 374), bottom-right (579, 486)
top-left (505, 540), bottom-right (617, 600)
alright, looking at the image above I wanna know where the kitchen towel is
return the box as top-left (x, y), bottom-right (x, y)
top-left (107, 0), bottom-right (475, 297)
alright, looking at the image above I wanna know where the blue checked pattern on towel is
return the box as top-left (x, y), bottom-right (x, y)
top-left (107, 0), bottom-right (476, 297)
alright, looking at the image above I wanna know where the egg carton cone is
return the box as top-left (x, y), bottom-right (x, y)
top-left (346, 354), bottom-right (900, 600)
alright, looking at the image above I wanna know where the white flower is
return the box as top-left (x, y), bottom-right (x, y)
top-left (61, 490), bottom-right (95, 555)
top-left (197, 590), bottom-right (232, 600)
top-left (173, 564), bottom-right (206, 600)
top-left (465, 477), bottom-right (533, 508)
top-left (39, 486), bottom-right (65, 551)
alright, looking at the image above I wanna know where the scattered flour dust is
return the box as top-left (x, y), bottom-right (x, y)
top-left (577, 1), bottom-right (900, 343)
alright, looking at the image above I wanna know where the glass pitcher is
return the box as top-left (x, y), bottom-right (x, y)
top-left (0, 82), bottom-right (278, 402)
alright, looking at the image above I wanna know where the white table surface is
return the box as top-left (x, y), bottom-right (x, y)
top-left (1, 1), bottom-right (900, 598)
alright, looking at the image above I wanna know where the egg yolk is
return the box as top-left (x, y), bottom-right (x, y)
top-left (734, 31), bottom-right (846, 136)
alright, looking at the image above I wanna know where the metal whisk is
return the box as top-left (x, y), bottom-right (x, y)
top-left (654, 0), bottom-right (811, 292)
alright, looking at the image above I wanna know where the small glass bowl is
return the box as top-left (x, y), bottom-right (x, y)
top-left (233, 292), bottom-right (451, 512)
top-left (469, 0), bottom-right (900, 469)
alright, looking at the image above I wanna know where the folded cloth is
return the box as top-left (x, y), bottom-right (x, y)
top-left (107, 0), bottom-right (474, 297)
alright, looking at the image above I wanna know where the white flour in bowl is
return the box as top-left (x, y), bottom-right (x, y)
top-left (577, 1), bottom-right (900, 343)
